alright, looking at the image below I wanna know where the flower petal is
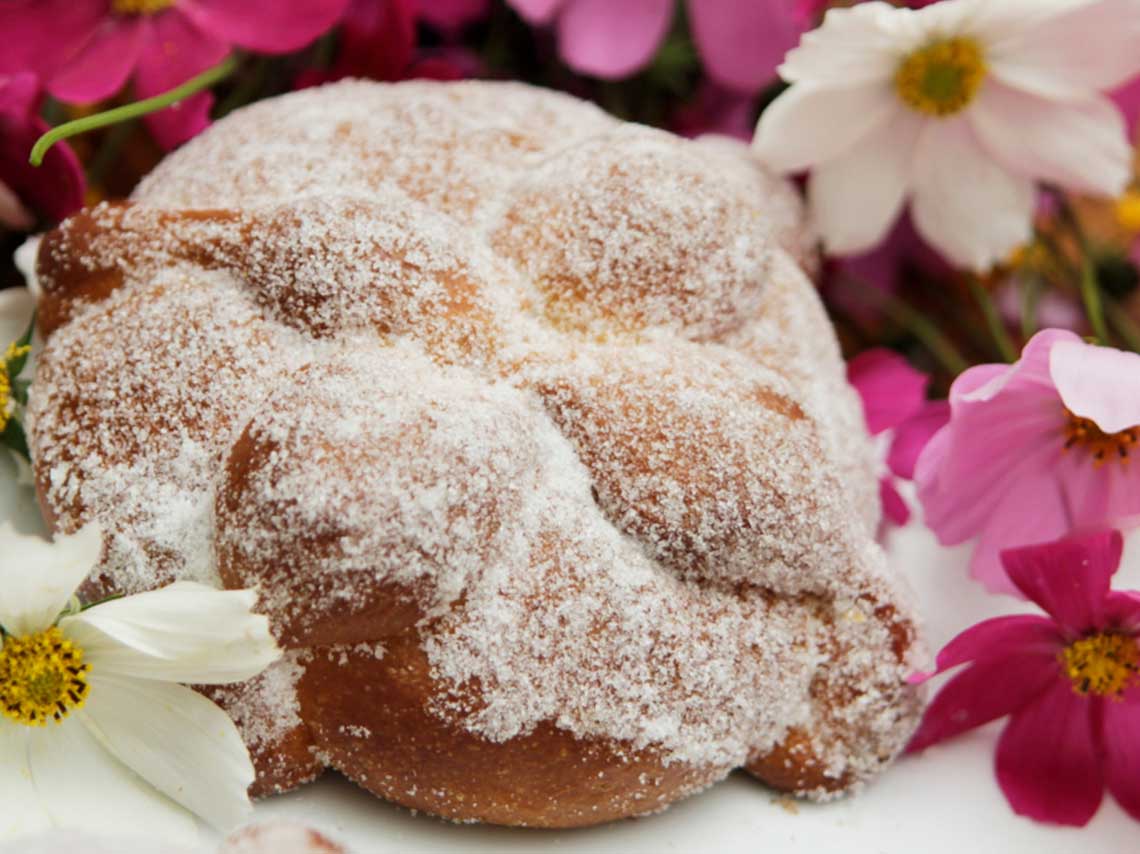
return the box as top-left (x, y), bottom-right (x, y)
top-left (133, 13), bottom-right (229, 151)
top-left (0, 523), bottom-right (102, 636)
top-left (880, 477), bottom-right (910, 527)
top-left (910, 119), bottom-right (1036, 270)
top-left (752, 82), bottom-right (897, 173)
top-left (687, 0), bottom-right (803, 94)
top-left (1050, 338), bottom-right (1140, 435)
top-left (1102, 685), bottom-right (1140, 821)
top-left (80, 674), bottom-right (255, 831)
top-left (987, 0), bottom-right (1140, 99)
top-left (906, 652), bottom-right (1058, 753)
top-left (507, 0), bottom-right (565, 25)
top-left (970, 84), bottom-right (1131, 197)
top-left (888, 400), bottom-right (950, 480)
top-left (778, 2), bottom-right (920, 87)
top-left (1001, 530), bottom-right (1124, 632)
top-left (847, 348), bottom-right (929, 435)
top-left (995, 679), bottom-right (1103, 827)
top-left (556, 0), bottom-right (673, 79)
top-left (807, 107), bottom-right (922, 254)
top-left (180, 0), bottom-right (349, 53)
top-left (61, 581), bottom-right (279, 684)
top-left (0, 0), bottom-right (105, 84)
top-left (48, 18), bottom-right (145, 104)
top-left (0, 723), bottom-right (51, 836)
top-left (934, 614), bottom-right (1064, 672)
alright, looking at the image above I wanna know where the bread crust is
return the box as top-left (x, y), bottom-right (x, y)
top-left (28, 80), bottom-right (923, 827)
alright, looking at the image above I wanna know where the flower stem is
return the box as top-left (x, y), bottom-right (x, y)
top-left (1079, 254), bottom-right (1111, 344)
top-left (967, 275), bottom-right (1017, 362)
top-left (29, 55), bottom-right (240, 167)
top-left (1105, 298), bottom-right (1140, 352)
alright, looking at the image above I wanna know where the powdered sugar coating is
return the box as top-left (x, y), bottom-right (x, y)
top-left (28, 80), bottom-right (922, 821)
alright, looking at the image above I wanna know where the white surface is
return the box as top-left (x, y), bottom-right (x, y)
top-left (1, 300), bottom-right (1137, 851)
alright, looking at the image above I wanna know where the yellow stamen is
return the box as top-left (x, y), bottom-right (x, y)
top-left (1063, 409), bottom-right (1139, 468)
top-left (1116, 191), bottom-right (1140, 234)
top-left (0, 627), bottom-right (90, 726)
top-left (895, 38), bottom-right (987, 117)
top-left (1062, 632), bottom-right (1140, 697)
top-left (0, 342), bottom-right (30, 433)
top-left (112, 0), bottom-right (174, 14)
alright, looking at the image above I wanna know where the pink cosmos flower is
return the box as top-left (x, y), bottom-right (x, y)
top-left (916, 330), bottom-right (1140, 595)
top-left (1113, 75), bottom-right (1140, 139)
top-left (847, 348), bottom-right (949, 529)
top-left (907, 530), bottom-right (1140, 827)
top-left (0, 73), bottom-right (85, 230)
top-left (507, 0), bottom-right (806, 93)
top-left (0, 0), bottom-right (349, 150)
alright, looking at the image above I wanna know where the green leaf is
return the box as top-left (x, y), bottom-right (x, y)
top-left (11, 378), bottom-right (30, 407)
top-left (1, 417), bottom-right (29, 462)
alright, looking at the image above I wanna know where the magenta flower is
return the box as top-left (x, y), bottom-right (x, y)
top-left (908, 530), bottom-right (1140, 827)
top-left (508, 0), bottom-right (806, 93)
top-left (0, 0), bottom-right (348, 150)
top-left (0, 73), bottom-right (85, 230)
top-left (847, 348), bottom-right (948, 529)
top-left (917, 330), bottom-right (1140, 595)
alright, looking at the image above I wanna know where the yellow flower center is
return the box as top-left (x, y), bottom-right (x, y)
top-left (1062, 632), bottom-right (1140, 697)
top-left (1063, 409), bottom-right (1139, 468)
top-left (0, 342), bottom-right (29, 432)
top-left (112, 0), bottom-right (174, 14)
top-left (1116, 191), bottom-right (1140, 234)
top-left (895, 38), bottom-right (987, 117)
top-left (0, 627), bottom-right (90, 726)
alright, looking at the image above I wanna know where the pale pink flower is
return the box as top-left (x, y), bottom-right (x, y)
top-left (916, 330), bottom-right (1140, 594)
top-left (508, 0), bottom-right (805, 92)
top-left (908, 530), bottom-right (1140, 827)
top-left (0, 0), bottom-right (349, 150)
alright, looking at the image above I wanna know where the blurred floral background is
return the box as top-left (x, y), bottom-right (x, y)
top-left (2, 0), bottom-right (1139, 395)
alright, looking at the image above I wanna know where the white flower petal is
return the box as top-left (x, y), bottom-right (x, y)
top-left (779, 2), bottom-right (923, 86)
top-left (17, 716), bottom-right (198, 839)
top-left (0, 286), bottom-right (34, 347)
top-left (0, 523), bottom-right (102, 636)
top-left (987, 0), bottom-right (1140, 98)
top-left (807, 109), bottom-right (923, 255)
top-left (80, 674), bottom-right (255, 832)
top-left (753, 83), bottom-right (897, 173)
top-left (61, 581), bottom-right (280, 685)
top-left (0, 723), bottom-right (51, 837)
top-left (970, 84), bottom-right (1130, 197)
top-left (910, 119), bottom-right (1035, 271)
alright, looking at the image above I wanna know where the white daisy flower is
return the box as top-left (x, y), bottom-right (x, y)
top-left (0, 522), bottom-right (281, 836)
top-left (753, 0), bottom-right (1140, 270)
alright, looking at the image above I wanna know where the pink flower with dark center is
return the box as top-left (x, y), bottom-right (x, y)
top-left (0, 73), bottom-right (85, 230)
top-left (916, 330), bottom-right (1140, 595)
top-left (907, 530), bottom-right (1140, 827)
top-left (0, 0), bottom-right (349, 150)
top-left (847, 348), bottom-right (948, 529)
top-left (507, 0), bottom-right (806, 92)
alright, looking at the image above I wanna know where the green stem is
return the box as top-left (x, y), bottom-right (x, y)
top-left (1053, 192), bottom-right (1111, 344)
top-left (29, 55), bottom-right (240, 167)
top-left (836, 274), bottom-right (970, 376)
top-left (1079, 253), bottom-right (1111, 344)
top-left (1019, 274), bottom-right (1042, 340)
top-left (967, 275), bottom-right (1017, 362)
top-left (1106, 298), bottom-right (1140, 352)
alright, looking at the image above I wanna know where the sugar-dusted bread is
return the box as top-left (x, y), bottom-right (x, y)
top-left (28, 80), bottom-right (923, 828)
